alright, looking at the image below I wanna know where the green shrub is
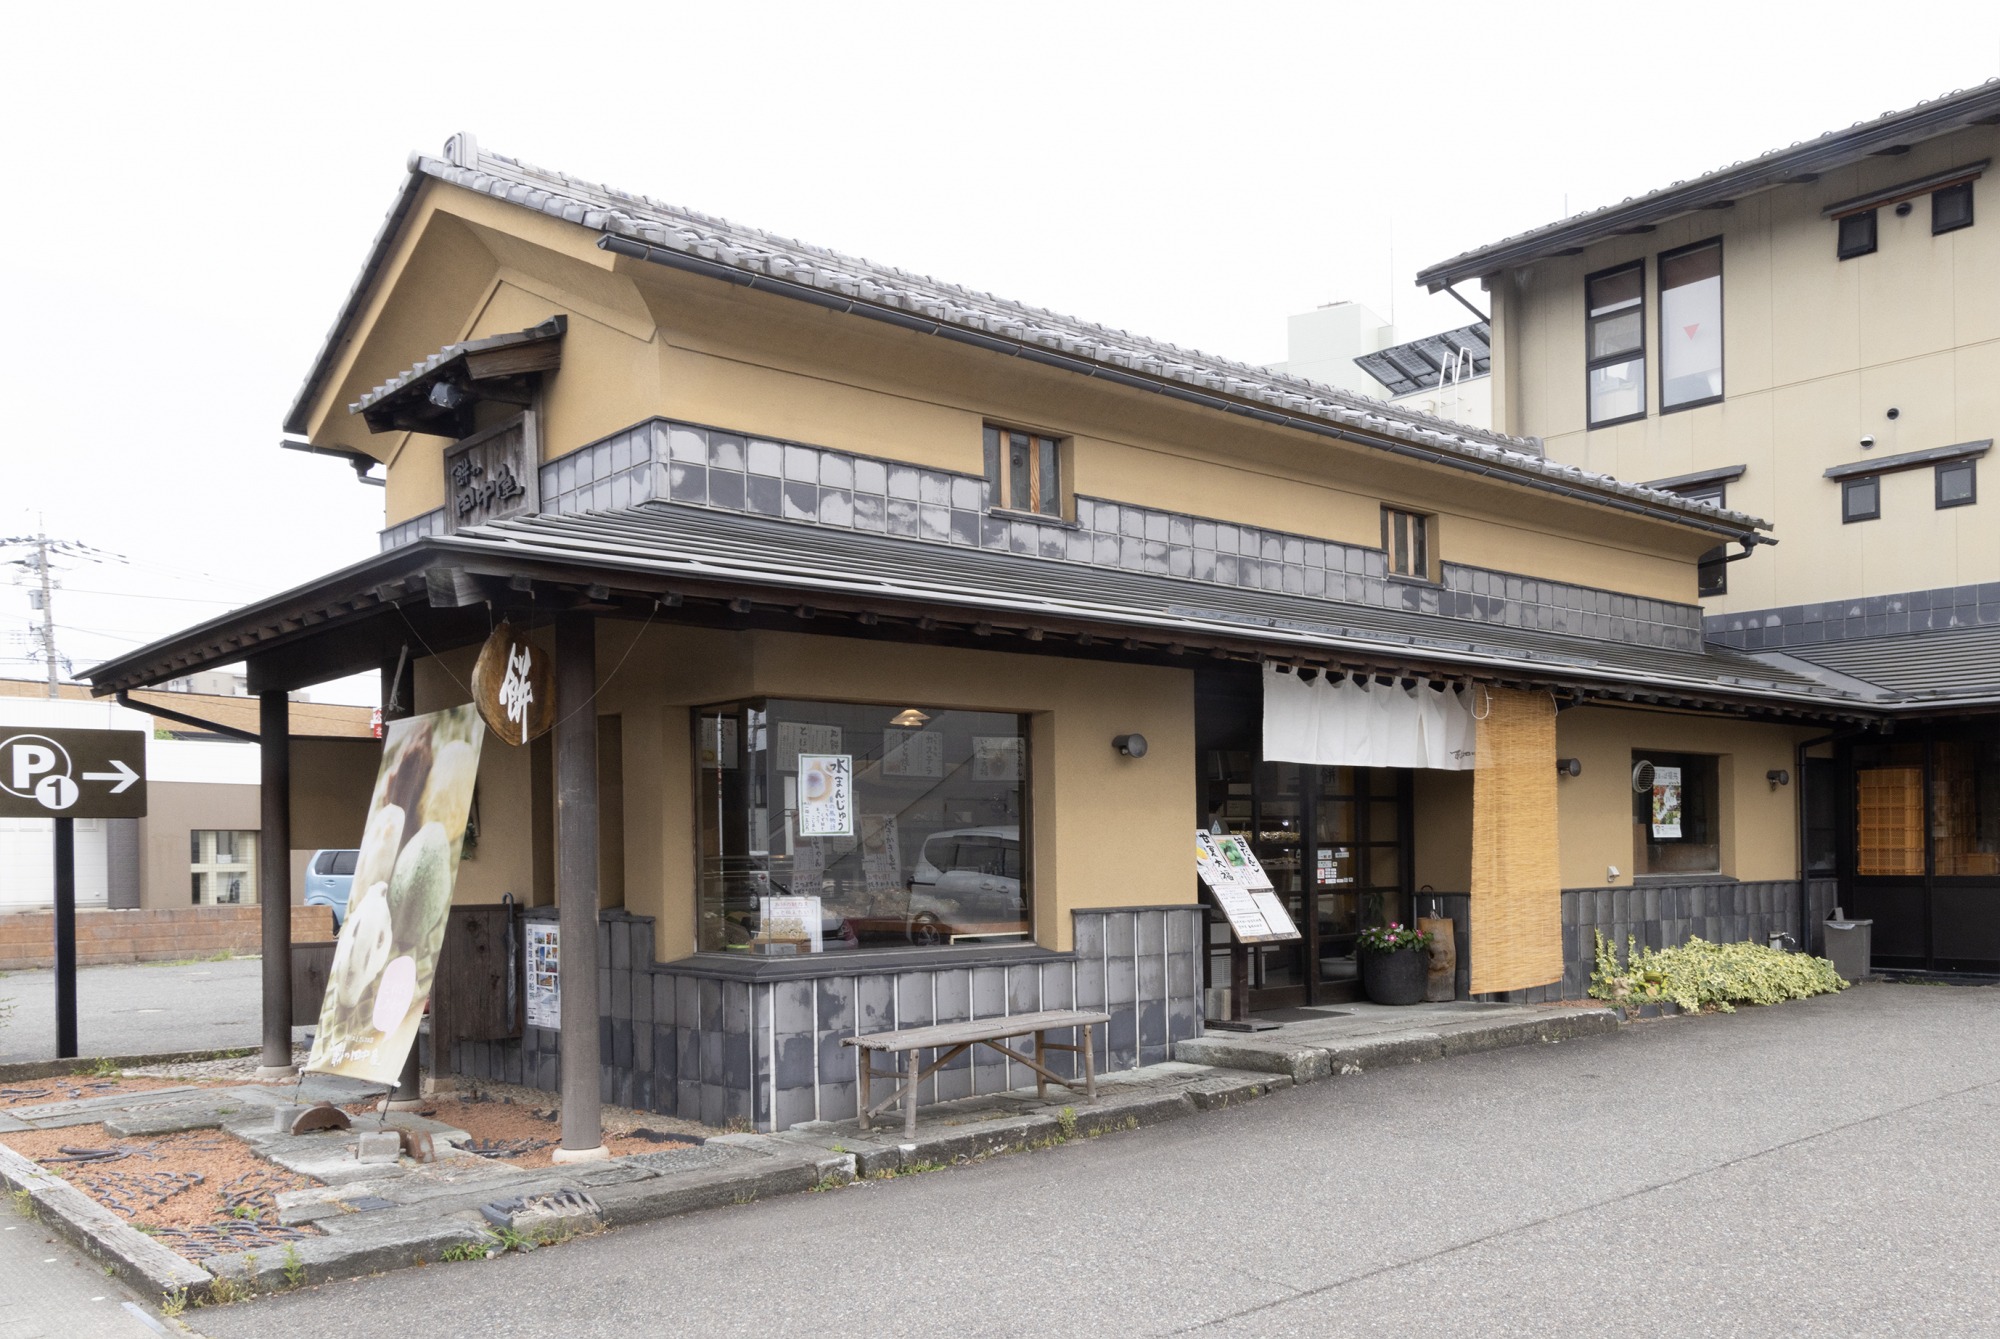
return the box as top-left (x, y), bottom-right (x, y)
top-left (1590, 933), bottom-right (1846, 1014)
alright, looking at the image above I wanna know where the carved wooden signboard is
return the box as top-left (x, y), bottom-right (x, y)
top-left (442, 412), bottom-right (540, 533)
top-left (471, 622), bottom-right (555, 746)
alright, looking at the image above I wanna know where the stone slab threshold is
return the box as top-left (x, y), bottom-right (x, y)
top-left (0, 1002), bottom-right (1616, 1305)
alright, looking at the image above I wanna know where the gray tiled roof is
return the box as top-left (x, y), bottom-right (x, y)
top-left (1764, 624), bottom-right (2000, 705)
top-left (350, 315), bottom-right (565, 414)
top-left (454, 502), bottom-right (1850, 710)
top-left (1418, 80), bottom-right (2000, 290)
top-left (286, 135), bottom-right (1771, 536)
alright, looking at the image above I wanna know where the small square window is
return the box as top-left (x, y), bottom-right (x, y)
top-left (982, 424), bottom-right (1064, 519)
top-left (1837, 210), bottom-right (1877, 259)
top-left (1933, 182), bottom-right (1974, 235)
top-left (1842, 476), bottom-right (1880, 523)
top-left (1381, 506), bottom-right (1435, 580)
top-left (1937, 460), bottom-right (1977, 509)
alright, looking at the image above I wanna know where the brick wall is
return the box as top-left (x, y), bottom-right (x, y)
top-left (0, 905), bottom-right (333, 971)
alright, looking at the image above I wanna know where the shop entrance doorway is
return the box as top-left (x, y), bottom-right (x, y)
top-left (1201, 752), bottom-right (1412, 1008)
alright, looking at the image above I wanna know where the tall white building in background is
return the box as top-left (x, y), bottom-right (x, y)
top-left (1269, 300), bottom-right (1492, 430)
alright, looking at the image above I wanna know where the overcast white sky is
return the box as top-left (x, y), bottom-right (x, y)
top-left (3, 1), bottom-right (1995, 704)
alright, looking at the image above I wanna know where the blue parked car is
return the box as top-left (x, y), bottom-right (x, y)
top-left (304, 849), bottom-right (359, 928)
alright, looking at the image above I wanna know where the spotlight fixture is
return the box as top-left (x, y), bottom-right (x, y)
top-left (1557, 757), bottom-right (1582, 778)
top-left (1113, 734), bottom-right (1149, 758)
top-left (1766, 768), bottom-right (1791, 788)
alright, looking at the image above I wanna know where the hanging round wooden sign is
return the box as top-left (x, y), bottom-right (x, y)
top-left (471, 621), bottom-right (554, 746)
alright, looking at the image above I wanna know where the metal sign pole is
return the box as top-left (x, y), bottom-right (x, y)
top-left (53, 816), bottom-right (77, 1058)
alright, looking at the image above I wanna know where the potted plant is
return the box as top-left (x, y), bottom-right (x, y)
top-left (1356, 922), bottom-right (1432, 1005)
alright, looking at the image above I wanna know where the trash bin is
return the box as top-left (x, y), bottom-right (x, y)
top-left (1823, 918), bottom-right (1872, 982)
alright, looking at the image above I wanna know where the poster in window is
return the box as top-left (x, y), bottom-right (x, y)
top-left (524, 922), bottom-right (560, 1029)
top-left (776, 722), bottom-right (842, 772)
top-left (758, 895), bottom-right (824, 953)
top-left (882, 728), bottom-right (944, 779)
top-left (973, 735), bottom-right (1024, 782)
top-left (1651, 766), bottom-right (1684, 839)
top-left (699, 717), bottom-right (739, 770)
top-left (797, 754), bottom-right (854, 837)
top-left (861, 814), bottom-right (903, 895)
top-left (1194, 830), bottom-right (1300, 942)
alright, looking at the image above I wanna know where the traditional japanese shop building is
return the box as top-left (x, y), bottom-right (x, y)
top-left (88, 136), bottom-right (1879, 1132)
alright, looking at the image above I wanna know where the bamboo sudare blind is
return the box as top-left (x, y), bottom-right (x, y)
top-left (1469, 687), bottom-right (1563, 994)
top-left (1855, 767), bottom-right (1924, 876)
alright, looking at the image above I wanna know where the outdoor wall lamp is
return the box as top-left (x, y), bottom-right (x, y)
top-left (1556, 757), bottom-right (1582, 778)
top-left (1114, 734), bottom-right (1149, 758)
top-left (1767, 768), bottom-right (1791, 789)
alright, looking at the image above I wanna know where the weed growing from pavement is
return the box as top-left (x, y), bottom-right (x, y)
top-left (161, 1289), bottom-right (188, 1318)
top-left (1057, 1106), bottom-right (1077, 1140)
top-left (441, 1239), bottom-right (493, 1263)
top-left (9, 1188), bottom-right (33, 1217)
top-left (77, 1057), bottom-right (122, 1080)
top-left (281, 1244), bottom-right (306, 1289)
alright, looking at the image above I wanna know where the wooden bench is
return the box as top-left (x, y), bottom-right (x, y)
top-left (842, 1009), bottom-right (1112, 1138)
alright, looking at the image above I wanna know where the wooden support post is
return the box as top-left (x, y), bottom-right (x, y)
top-left (552, 611), bottom-right (607, 1162)
top-left (256, 691), bottom-right (295, 1078)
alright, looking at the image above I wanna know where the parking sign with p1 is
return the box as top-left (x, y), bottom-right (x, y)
top-left (0, 728), bottom-right (148, 820)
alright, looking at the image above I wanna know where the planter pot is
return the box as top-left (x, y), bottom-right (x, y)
top-left (1358, 947), bottom-right (1428, 1005)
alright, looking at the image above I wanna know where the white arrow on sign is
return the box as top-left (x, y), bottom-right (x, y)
top-left (81, 759), bottom-right (140, 794)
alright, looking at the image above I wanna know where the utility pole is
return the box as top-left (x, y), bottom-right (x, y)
top-left (3, 531), bottom-right (105, 696)
top-left (34, 533), bottom-right (58, 698)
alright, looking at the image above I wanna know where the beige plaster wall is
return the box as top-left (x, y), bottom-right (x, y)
top-left (1412, 769), bottom-right (1473, 893)
top-left (1554, 705), bottom-right (1812, 888)
top-left (1495, 122), bottom-right (2000, 611)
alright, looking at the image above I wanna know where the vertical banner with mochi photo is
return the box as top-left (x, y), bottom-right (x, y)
top-left (307, 706), bottom-right (486, 1084)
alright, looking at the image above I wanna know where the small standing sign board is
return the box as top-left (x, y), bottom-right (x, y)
top-left (1195, 831), bottom-right (1298, 1031)
top-left (0, 727), bottom-right (149, 1058)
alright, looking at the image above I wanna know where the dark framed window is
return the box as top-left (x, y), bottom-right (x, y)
top-left (1658, 239), bottom-right (1723, 411)
top-left (1837, 210), bottom-right (1878, 259)
top-left (982, 424), bottom-right (1064, 518)
top-left (693, 698), bottom-right (1031, 954)
top-left (1632, 752), bottom-right (1721, 876)
top-left (1842, 475), bottom-right (1881, 523)
top-left (1381, 506), bottom-right (1433, 580)
top-left (1938, 459), bottom-right (1977, 509)
top-left (1933, 181), bottom-right (1974, 235)
top-left (1585, 262), bottom-right (1646, 427)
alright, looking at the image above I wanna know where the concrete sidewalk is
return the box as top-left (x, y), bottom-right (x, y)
top-left (0, 957), bottom-right (309, 1065)
top-left (0, 997), bottom-right (1615, 1304)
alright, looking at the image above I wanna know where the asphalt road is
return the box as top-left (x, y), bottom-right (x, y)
top-left (0, 956), bottom-right (292, 1063)
top-left (186, 980), bottom-right (2000, 1338)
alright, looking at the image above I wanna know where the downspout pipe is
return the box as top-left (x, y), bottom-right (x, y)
top-left (596, 234), bottom-right (1765, 547)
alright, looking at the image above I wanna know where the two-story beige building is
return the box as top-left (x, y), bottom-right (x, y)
top-left (90, 135), bottom-right (1877, 1133)
top-left (1421, 80), bottom-right (2000, 977)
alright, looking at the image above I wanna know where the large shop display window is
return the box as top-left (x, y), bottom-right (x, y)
top-left (695, 699), bottom-right (1030, 953)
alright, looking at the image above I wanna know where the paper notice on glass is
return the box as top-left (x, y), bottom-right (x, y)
top-left (791, 836), bottom-right (826, 893)
top-left (759, 895), bottom-right (823, 953)
top-left (861, 815), bottom-right (902, 894)
top-left (797, 754), bottom-right (854, 837)
top-left (776, 723), bottom-right (842, 773)
top-left (973, 736), bottom-right (1024, 782)
top-left (524, 922), bottom-right (559, 1030)
top-left (699, 717), bottom-right (738, 769)
top-left (882, 729), bottom-right (944, 779)
top-left (1651, 765), bottom-right (1684, 839)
